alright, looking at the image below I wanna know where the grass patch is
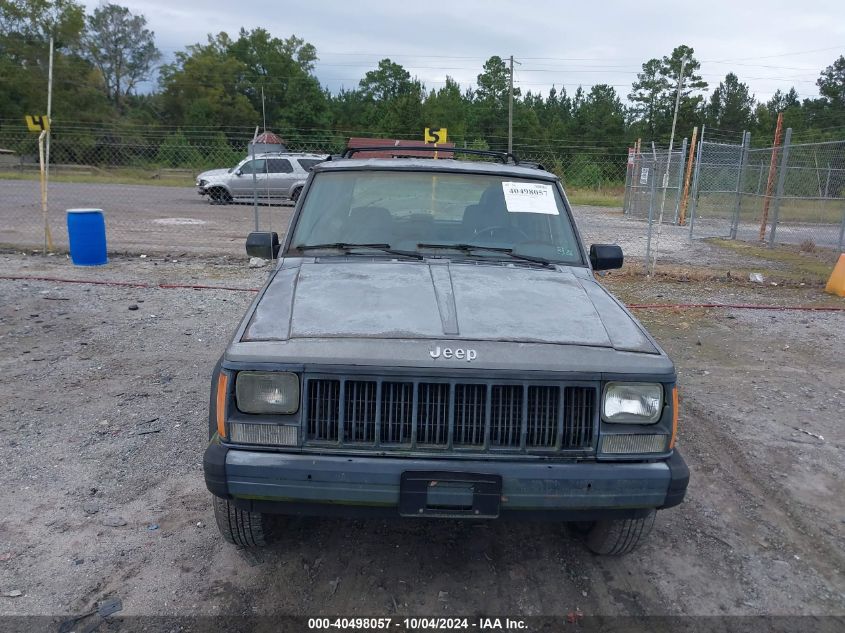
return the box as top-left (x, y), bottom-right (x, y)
top-left (567, 187), bottom-right (624, 208)
top-left (695, 193), bottom-right (845, 224)
top-left (706, 238), bottom-right (837, 282)
top-left (0, 169), bottom-right (195, 188)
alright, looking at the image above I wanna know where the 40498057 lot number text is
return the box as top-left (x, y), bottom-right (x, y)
top-left (308, 617), bottom-right (527, 630)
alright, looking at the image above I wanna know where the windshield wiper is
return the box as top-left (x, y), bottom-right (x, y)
top-left (416, 243), bottom-right (557, 268)
top-left (295, 242), bottom-right (424, 260)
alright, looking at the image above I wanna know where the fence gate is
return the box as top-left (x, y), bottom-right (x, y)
top-left (624, 142), bottom-right (687, 224)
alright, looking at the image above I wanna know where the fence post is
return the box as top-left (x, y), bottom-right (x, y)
top-left (730, 131), bottom-right (750, 239)
top-left (839, 207), bottom-right (845, 252)
top-left (673, 137), bottom-right (688, 224)
top-left (622, 147), bottom-right (633, 214)
top-left (251, 138), bottom-right (259, 231)
top-left (632, 150), bottom-right (643, 218)
top-left (824, 164), bottom-right (832, 198)
top-left (768, 127), bottom-right (792, 248)
top-left (688, 125), bottom-right (705, 238)
top-left (645, 144), bottom-right (658, 268)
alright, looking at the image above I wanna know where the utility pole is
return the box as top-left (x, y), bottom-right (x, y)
top-left (759, 112), bottom-right (784, 241)
top-left (679, 125), bottom-right (698, 225)
top-left (46, 37), bottom-right (53, 181)
top-left (261, 85), bottom-right (267, 132)
top-left (508, 55), bottom-right (514, 155)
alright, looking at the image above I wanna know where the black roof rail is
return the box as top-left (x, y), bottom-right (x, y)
top-left (341, 145), bottom-right (521, 165)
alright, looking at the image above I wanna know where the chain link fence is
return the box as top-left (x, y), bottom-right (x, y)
top-left (686, 138), bottom-right (745, 238)
top-left (0, 123), bottom-right (627, 255)
top-left (687, 129), bottom-right (845, 252)
top-left (623, 142), bottom-right (687, 222)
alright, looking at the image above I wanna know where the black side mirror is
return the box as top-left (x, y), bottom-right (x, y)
top-left (589, 244), bottom-right (623, 270)
top-left (246, 232), bottom-right (280, 259)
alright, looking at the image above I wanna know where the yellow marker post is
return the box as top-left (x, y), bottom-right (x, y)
top-left (424, 127), bottom-right (447, 144)
top-left (26, 115), bottom-right (50, 133)
top-left (425, 128), bottom-right (447, 212)
top-left (37, 130), bottom-right (54, 252)
top-left (26, 116), bottom-right (53, 252)
top-left (824, 253), bottom-right (845, 297)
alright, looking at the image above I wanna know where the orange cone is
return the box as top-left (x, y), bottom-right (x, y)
top-left (825, 254), bottom-right (845, 297)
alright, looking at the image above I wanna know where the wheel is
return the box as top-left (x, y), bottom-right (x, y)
top-left (208, 188), bottom-right (232, 205)
top-left (212, 495), bottom-right (272, 547)
top-left (290, 186), bottom-right (302, 203)
top-left (584, 510), bottom-right (656, 555)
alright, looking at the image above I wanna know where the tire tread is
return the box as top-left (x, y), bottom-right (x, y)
top-left (212, 496), bottom-right (269, 547)
top-left (585, 511), bottom-right (655, 555)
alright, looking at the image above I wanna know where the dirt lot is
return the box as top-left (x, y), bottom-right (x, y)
top-left (0, 251), bottom-right (843, 628)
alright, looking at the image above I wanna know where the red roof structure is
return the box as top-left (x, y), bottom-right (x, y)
top-left (254, 131), bottom-right (285, 145)
top-left (346, 137), bottom-right (455, 159)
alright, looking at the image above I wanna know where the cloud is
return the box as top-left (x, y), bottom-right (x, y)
top-left (81, 0), bottom-right (843, 101)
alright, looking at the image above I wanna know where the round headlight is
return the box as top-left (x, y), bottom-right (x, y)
top-left (236, 371), bottom-right (300, 414)
top-left (603, 382), bottom-right (662, 424)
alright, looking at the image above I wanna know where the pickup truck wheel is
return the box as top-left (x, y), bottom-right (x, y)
top-left (212, 496), bottom-right (271, 547)
top-left (585, 511), bottom-right (655, 555)
top-left (208, 188), bottom-right (232, 205)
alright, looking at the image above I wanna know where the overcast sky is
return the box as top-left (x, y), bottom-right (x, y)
top-left (83, 0), bottom-right (845, 104)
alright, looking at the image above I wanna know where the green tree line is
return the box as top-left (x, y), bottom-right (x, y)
top-left (2, 0), bottom-right (844, 179)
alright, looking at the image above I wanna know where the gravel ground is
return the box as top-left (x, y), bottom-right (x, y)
top-left (0, 253), bottom-right (843, 627)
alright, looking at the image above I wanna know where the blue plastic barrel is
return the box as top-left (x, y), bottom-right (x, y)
top-left (67, 209), bottom-right (108, 266)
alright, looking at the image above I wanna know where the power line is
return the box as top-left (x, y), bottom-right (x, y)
top-left (702, 44), bottom-right (844, 63)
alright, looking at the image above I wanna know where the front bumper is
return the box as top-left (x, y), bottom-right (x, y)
top-left (204, 442), bottom-right (689, 520)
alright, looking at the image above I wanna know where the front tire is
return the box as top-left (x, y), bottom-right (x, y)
top-left (584, 510), bottom-right (656, 555)
top-left (212, 495), bottom-right (271, 547)
top-left (290, 186), bottom-right (302, 203)
top-left (208, 188), bottom-right (232, 205)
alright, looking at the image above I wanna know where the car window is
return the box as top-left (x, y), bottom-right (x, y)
top-left (297, 158), bottom-right (324, 171)
top-left (239, 159), bottom-right (267, 175)
top-left (288, 170), bottom-right (583, 265)
top-left (267, 159), bottom-right (293, 174)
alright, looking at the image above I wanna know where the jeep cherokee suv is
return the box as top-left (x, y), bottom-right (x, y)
top-left (204, 147), bottom-right (689, 555)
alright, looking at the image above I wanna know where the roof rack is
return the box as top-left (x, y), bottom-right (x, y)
top-left (341, 145), bottom-right (522, 165)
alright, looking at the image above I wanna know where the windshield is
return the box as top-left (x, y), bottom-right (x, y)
top-left (287, 170), bottom-right (583, 265)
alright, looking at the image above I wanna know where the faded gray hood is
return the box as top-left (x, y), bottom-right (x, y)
top-left (197, 168), bottom-right (230, 180)
top-left (242, 260), bottom-right (657, 354)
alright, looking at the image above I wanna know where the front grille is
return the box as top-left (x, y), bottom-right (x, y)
top-left (563, 386), bottom-right (595, 449)
top-left (304, 376), bottom-right (597, 454)
top-left (417, 383), bottom-right (449, 446)
top-left (490, 385), bottom-right (522, 447)
top-left (380, 382), bottom-right (413, 444)
top-left (454, 384), bottom-right (486, 446)
top-left (344, 381), bottom-right (376, 443)
top-left (306, 378), bottom-right (339, 441)
top-left (528, 386), bottom-right (559, 447)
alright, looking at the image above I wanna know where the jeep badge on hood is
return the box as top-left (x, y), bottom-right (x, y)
top-left (430, 346), bottom-right (477, 361)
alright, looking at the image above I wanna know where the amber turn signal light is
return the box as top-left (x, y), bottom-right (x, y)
top-left (216, 372), bottom-right (229, 439)
top-left (669, 386), bottom-right (679, 449)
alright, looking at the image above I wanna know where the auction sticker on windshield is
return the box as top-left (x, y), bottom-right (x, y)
top-left (502, 182), bottom-right (558, 215)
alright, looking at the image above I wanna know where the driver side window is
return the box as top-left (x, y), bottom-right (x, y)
top-left (239, 159), bottom-right (267, 175)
